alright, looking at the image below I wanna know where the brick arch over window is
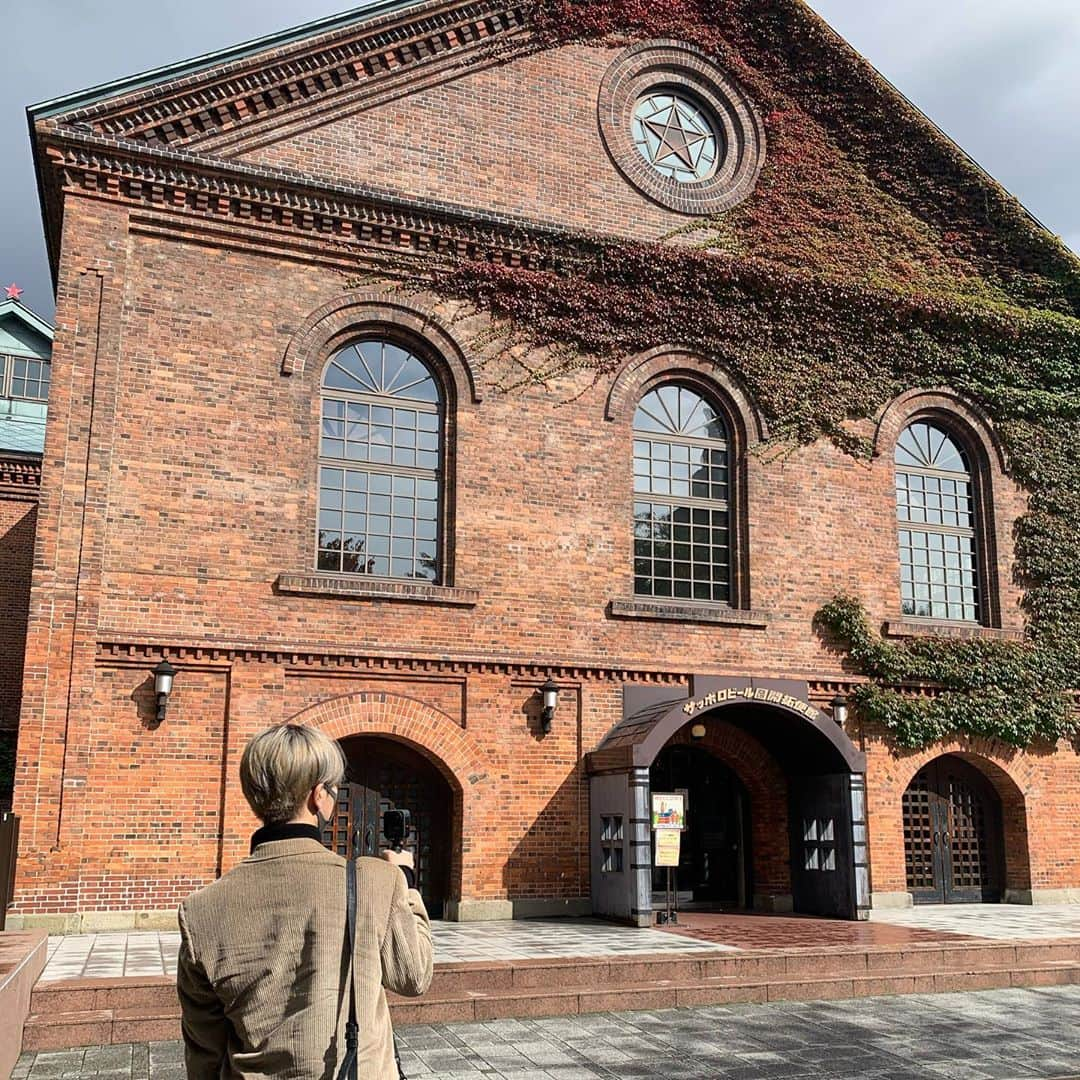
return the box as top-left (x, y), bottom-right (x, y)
top-left (879, 738), bottom-right (1034, 896)
top-left (874, 388), bottom-right (1008, 474)
top-left (876, 388), bottom-right (1009, 628)
top-left (282, 289), bottom-right (481, 407)
top-left (666, 721), bottom-right (791, 896)
top-left (604, 347), bottom-right (767, 445)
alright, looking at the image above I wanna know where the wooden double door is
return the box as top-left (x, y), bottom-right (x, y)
top-left (321, 736), bottom-right (452, 918)
top-left (903, 755), bottom-right (1003, 904)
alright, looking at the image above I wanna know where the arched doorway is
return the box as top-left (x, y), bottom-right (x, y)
top-left (588, 680), bottom-right (870, 924)
top-left (322, 735), bottom-right (453, 917)
top-left (903, 754), bottom-right (1004, 904)
top-left (649, 743), bottom-right (751, 907)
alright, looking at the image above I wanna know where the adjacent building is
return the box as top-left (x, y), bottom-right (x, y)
top-left (0, 288), bottom-right (51, 812)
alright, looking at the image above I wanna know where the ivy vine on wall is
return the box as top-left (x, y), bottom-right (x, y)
top-left (376, 0), bottom-right (1080, 749)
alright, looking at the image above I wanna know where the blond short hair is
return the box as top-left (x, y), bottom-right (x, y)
top-left (240, 724), bottom-right (345, 824)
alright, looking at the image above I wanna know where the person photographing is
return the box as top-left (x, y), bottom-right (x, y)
top-left (177, 724), bottom-right (433, 1079)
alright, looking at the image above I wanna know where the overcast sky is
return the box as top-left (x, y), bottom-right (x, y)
top-left (2, 1), bottom-right (1078, 320)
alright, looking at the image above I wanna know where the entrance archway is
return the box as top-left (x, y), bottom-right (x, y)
top-left (649, 743), bottom-right (751, 907)
top-left (903, 754), bottom-right (1005, 904)
top-left (325, 735), bottom-right (454, 917)
top-left (587, 678), bottom-right (870, 924)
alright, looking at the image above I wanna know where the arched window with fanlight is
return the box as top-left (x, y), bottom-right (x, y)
top-left (895, 420), bottom-right (981, 622)
top-left (317, 340), bottom-right (442, 582)
top-left (633, 383), bottom-right (731, 603)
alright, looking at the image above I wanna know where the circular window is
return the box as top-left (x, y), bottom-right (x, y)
top-left (632, 91), bottom-right (720, 183)
top-left (599, 41), bottom-right (765, 216)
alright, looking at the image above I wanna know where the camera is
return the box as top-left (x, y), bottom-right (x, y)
top-left (383, 809), bottom-right (411, 852)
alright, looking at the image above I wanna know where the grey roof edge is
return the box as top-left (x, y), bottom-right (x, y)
top-left (27, 0), bottom-right (428, 121)
top-left (0, 298), bottom-right (55, 343)
top-left (798, 5), bottom-right (1061, 245)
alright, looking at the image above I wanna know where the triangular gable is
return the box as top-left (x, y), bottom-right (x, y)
top-left (28, 0), bottom-right (1080, 313)
top-left (29, 0), bottom-right (514, 155)
top-left (0, 299), bottom-right (53, 360)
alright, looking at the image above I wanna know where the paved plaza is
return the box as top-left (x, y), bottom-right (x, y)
top-left (37, 905), bottom-right (1080, 982)
top-left (869, 903), bottom-right (1080, 940)
top-left (39, 918), bottom-right (737, 982)
top-left (15, 986), bottom-right (1080, 1079)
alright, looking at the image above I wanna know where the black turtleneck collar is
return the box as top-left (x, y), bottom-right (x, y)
top-left (248, 823), bottom-right (418, 888)
top-left (250, 821), bottom-right (323, 853)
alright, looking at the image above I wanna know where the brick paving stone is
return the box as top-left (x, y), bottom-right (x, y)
top-left (15, 986), bottom-right (1080, 1078)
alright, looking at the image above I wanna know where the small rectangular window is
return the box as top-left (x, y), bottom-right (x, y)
top-left (804, 817), bottom-right (836, 873)
top-left (9, 357), bottom-right (51, 402)
top-left (601, 815), bottom-right (624, 873)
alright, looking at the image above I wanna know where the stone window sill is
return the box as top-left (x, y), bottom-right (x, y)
top-left (275, 572), bottom-right (478, 607)
top-left (883, 620), bottom-right (1022, 643)
top-left (609, 597), bottom-right (768, 629)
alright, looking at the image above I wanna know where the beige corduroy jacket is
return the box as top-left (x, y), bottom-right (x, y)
top-left (177, 836), bottom-right (433, 1080)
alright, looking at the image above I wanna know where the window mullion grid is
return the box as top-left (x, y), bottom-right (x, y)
top-left (317, 353), bottom-right (442, 583)
top-left (633, 387), bottom-right (731, 605)
top-left (898, 460), bottom-right (980, 623)
top-left (635, 494), bottom-right (730, 604)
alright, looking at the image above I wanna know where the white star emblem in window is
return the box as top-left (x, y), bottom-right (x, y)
top-left (632, 92), bottom-right (719, 183)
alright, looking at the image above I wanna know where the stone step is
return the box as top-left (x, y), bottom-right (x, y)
top-left (22, 953), bottom-right (1080, 1052)
top-left (30, 938), bottom-right (1080, 1017)
top-left (385, 960), bottom-right (1080, 1025)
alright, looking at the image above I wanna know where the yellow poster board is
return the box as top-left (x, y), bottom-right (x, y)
top-left (655, 829), bottom-right (681, 868)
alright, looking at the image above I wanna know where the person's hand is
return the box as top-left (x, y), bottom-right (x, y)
top-left (381, 848), bottom-right (415, 871)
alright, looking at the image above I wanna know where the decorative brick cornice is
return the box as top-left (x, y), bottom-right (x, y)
top-left (93, 638), bottom-right (926, 700)
top-left (41, 132), bottom-right (563, 273)
top-left (58, 1), bottom-right (528, 155)
top-left (0, 455), bottom-right (43, 498)
top-left (95, 639), bottom-right (690, 684)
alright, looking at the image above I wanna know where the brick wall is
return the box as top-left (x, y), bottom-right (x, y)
top-left (0, 486), bottom-right (37, 810)
top-left (240, 45), bottom-right (684, 241)
top-left (11, 43), bottom-right (1078, 917)
top-left (0, 496), bottom-right (36, 736)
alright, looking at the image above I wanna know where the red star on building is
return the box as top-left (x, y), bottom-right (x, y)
top-left (5, 283), bottom-right (24, 301)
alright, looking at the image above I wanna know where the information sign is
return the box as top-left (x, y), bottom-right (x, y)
top-left (651, 792), bottom-right (686, 831)
top-left (654, 829), bottom-right (681, 868)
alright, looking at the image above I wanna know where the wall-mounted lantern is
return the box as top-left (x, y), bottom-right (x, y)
top-left (540, 679), bottom-right (559, 735)
top-left (153, 660), bottom-right (177, 726)
top-left (831, 693), bottom-right (849, 727)
top-left (691, 723), bottom-right (707, 740)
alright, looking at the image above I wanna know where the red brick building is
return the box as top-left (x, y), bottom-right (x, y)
top-left (0, 290), bottom-right (52, 813)
top-left (10, 0), bottom-right (1079, 930)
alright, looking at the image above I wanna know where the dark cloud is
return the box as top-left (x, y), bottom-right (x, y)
top-left (3, 2), bottom-right (1076, 319)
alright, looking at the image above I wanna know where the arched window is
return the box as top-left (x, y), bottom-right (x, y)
top-left (633, 383), bottom-right (730, 603)
top-left (317, 340), bottom-right (442, 581)
top-left (895, 420), bottom-right (979, 622)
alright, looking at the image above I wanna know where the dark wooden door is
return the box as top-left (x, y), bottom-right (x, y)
top-left (903, 756), bottom-right (1002, 904)
top-left (649, 745), bottom-right (749, 906)
top-left (321, 737), bottom-right (451, 917)
top-left (789, 774), bottom-right (856, 919)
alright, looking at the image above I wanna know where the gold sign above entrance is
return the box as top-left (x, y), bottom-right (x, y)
top-left (682, 685), bottom-right (825, 723)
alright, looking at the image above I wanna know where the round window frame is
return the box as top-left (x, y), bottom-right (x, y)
top-left (631, 90), bottom-right (722, 184)
top-left (598, 40), bottom-right (766, 216)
